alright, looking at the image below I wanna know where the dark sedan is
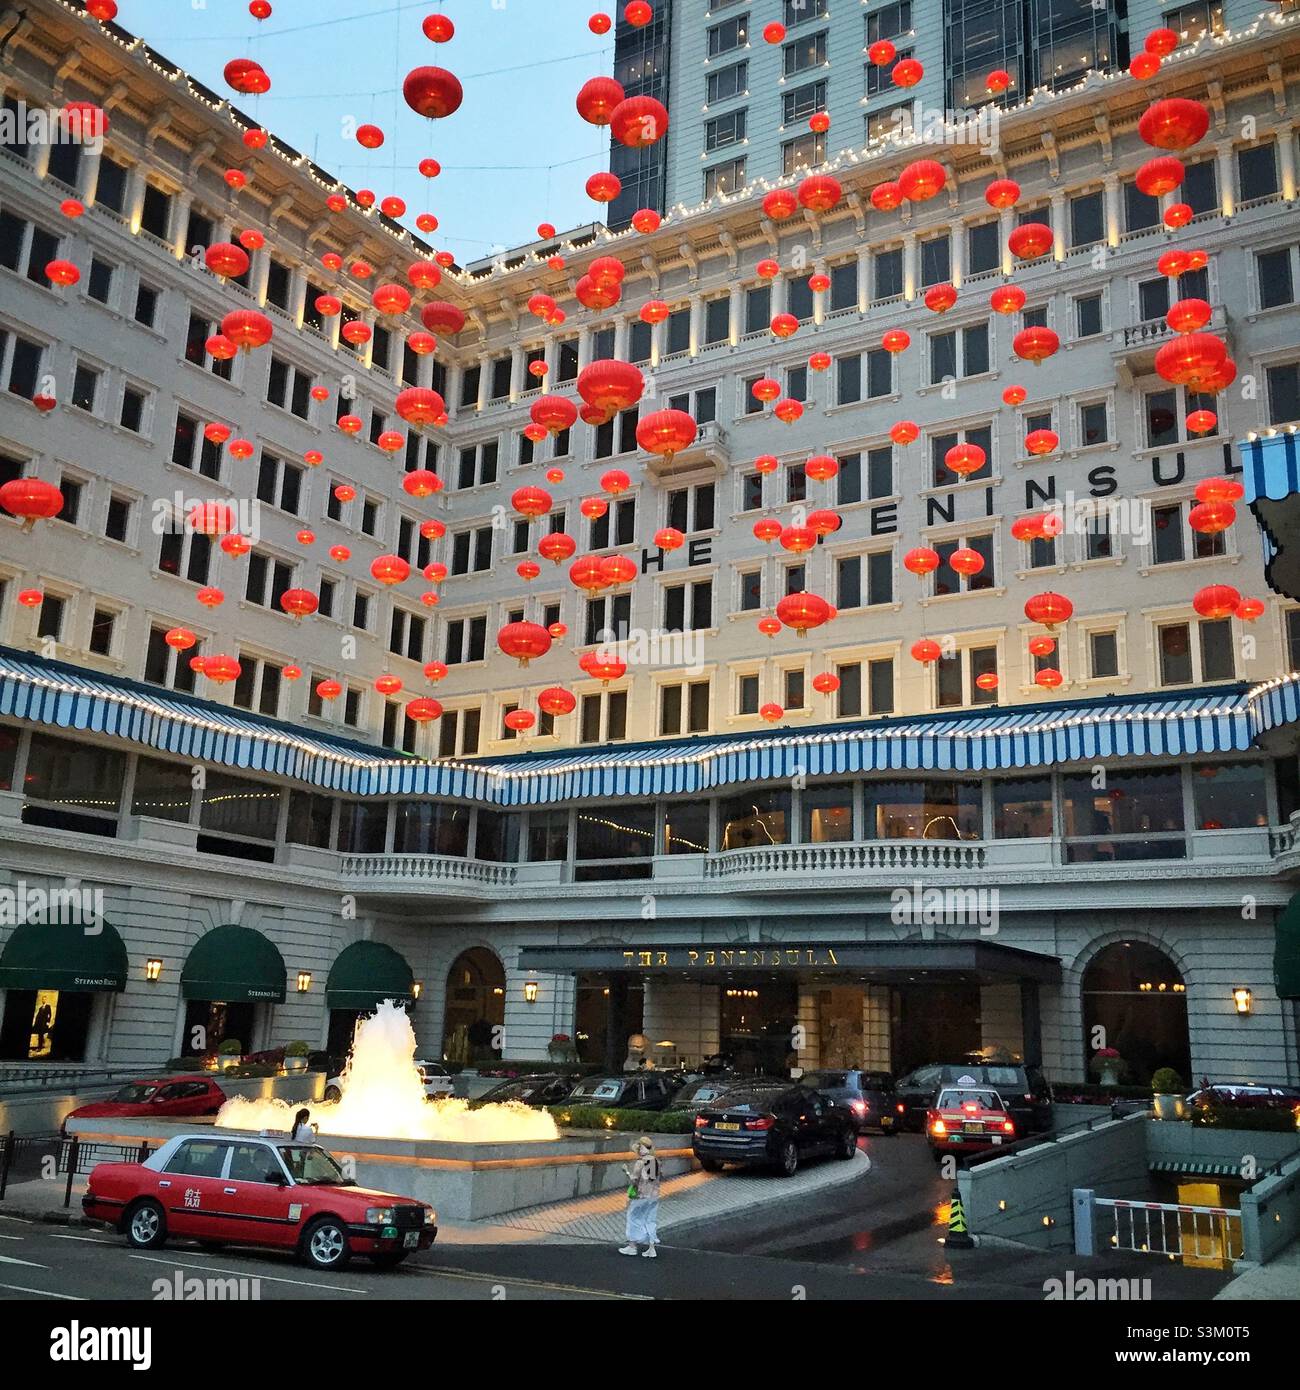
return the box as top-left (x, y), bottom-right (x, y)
top-left (894, 1062), bottom-right (1053, 1135)
top-left (561, 1074), bottom-right (676, 1110)
top-left (663, 1076), bottom-right (788, 1116)
top-left (802, 1069), bottom-right (898, 1134)
top-left (473, 1073), bottom-right (579, 1107)
top-left (1186, 1083), bottom-right (1300, 1114)
top-left (693, 1084), bottom-right (858, 1176)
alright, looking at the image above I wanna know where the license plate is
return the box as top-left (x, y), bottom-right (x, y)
top-left (714, 1121), bottom-right (740, 1131)
top-left (963, 1123), bottom-right (983, 1133)
top-left (403, 1231), bottom-right (420, 1249)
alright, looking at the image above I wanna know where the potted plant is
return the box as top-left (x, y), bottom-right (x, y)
top-left (283, 1041), bottom-right (309, 1074)
top-left (547, 1033), bottom-right (577, 1063)
top-left (1088, 1047), bottom-right (1127, 1087)
top-left (217, 1038), bottom-right (244, 1072)
top-left (1151, 1067), bottom-right (1187, 1121)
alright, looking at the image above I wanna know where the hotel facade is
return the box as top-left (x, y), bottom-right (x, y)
top-left (1, 0), bottom-right (1300, 1088)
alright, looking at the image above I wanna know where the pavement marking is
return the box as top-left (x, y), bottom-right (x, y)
top-left (0, 1254), bottom-right (48, 1268)
top-left (49, 1233), bottom-right (115, 1244)
top-left (127, 1252), bottom-right (371, 1294)
top-left (0, 1281), bottom-right (84, 1300)
top-left (0, 1233), bottom-right (24, 1240)
top-left (0, 1214), bottom-right (34, 1225)
top-left (416, 1263), bottom-right (651, 1300)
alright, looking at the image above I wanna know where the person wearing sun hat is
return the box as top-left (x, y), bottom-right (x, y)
top-left (618, 1135), bottom-right (662, 1258)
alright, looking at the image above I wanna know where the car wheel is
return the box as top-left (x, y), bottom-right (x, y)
top-left (777, 1139), bottom-right (799, 1177)
top-left (301, 1217), bottom-right (351, 1271)
top-left (125, 1199), bottom-right (167, 1250)
top-left (370, 1251), bottom-right (408, 1270)
top-left (324, 1085), bottom-right (342, 1103)
top-left (836, 1127), bottom-right (858, 1160)
top-left (698, 1158), bottom-right (723, 1173)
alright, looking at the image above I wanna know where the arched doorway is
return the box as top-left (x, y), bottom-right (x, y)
top-left (1082, 941), bottom-right (1191, 1087)
top-left (442, 948), bottom-right (505, 1064)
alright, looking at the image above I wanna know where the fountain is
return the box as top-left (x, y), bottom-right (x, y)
top-left (214, 1001), bottom-right (558, 1142)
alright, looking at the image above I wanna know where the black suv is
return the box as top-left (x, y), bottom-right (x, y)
top-left (895, 1062), bottom-right (1053, 1135)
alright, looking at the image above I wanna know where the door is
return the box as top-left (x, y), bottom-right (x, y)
top-left (157, 1138), bottom-right (233, 1239)
top-left (220, 1141), bottom-right (303, 1251)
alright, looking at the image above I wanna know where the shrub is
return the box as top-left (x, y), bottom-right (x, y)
top-left (164, 1055), bottom-right (207, 1072)
top-left (225, 1062), bottom-right (280, 1078)
top-left (1190, 1104), bottom-right (1299, 1133)
top-left (548, 1105), bottom-right (695, 1134)
top-left (285, 1041), bottom-right (309, 1058)
top-left (217, 1038), bottom-right (244, 1056)
top-left (1151, 1068), bottom-right (1186, 1095)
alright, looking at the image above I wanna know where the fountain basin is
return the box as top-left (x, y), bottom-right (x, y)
top-left (64, 1117), bottom-right (693, 1221)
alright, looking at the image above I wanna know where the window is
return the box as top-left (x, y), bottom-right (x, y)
top-left (705, 109), bottom-right (746, 152)
top-left (783, 28), bottom-right (827, 76)
top-left (744, 284), bottom-right (771, 335)
top-left (266, 357), bottom-right (312, 419)
top-left (660, 680), bottom-right (710, 736)
top-left (706, 61), bottom-right (748, 104)
top-left (389, 607), bottom-right (427, 662)
top-left (104, 494), bottom-right (132, 543)
top-left (87, 608), bottom-right (115, 656)
top-left (1268, 363), bottom-right (1300, 426)
top-left (836, 552), bottom-right (893, 608)
top-left (735, 673), bottom-right (760, 717)
top-left (579, 690), bottom-right (628, 745)
top-left (590, 496), bottom-right (636, 547)
top-left (663, 579), bottom-right (713, 632)
top-left (783, 80), bottom-right (826, 125)
top-left (95, 156), bottom-right (129, 214)
top-left (1069, 190), bottom-right (1104, 248)
top-left (929, 323), bottom-right (990, 383)
top-left (1181, 160), bottom-right (1217, 214)
top-left (144, 625), bottom-right (199, 693)
top-left (1164, 1), bottom-right (1224, 42)
top-left (1237, 142), bottom-right (1278, 202)
top-left (708, 16), bottom-right (749, 57)
top-left (4, 333), bottom-right (43, 400)
top-left (781, 133), bottom-right (825, 174)
top-left (704, 157), bottom-right (746, 199)
top-left (935, 646), bottom-right (999, 708)
top-left (184, 313), bottom-right (233, 380)
top-left (1124, 179), bottom-right (1160, 233)
top-left (868, 2), bottom-right (913, 43)
top-left (702, 296), bottom-right (730, 345)
top-left (456, 440), bottom-right (499, 489)
top-left (86, 258), bottom-right (114, 305)
top-left (72, 362), bottom-right (101, 414)
top-left (919, 235), bottom-right (950, 288)
top-left (740, 470), bottom-right (764, 511)
top-left (829, 261), bottom-right (857, 312)
top-left (232, 656), bottom-right (283, 717)
top-left (0, 210), bottom-right (58, 281)
top-left (666, 483), bottom-right (715, 534)
top-left (1144, 386), bottom-right (1218, 448)
top-left (256, 451), bottom-right (303, 515)
top-left (119, 385), bottom-right (146, 433)
top-left (585, 592), bottom-right (632, 645)
top-left (57, 475), bottom-right (83, 527)
top-left (1089, 630), bottom-right (1119, 679)
top-left (1158, 620), bottom-right (1233, 685)
top-left (1258, 247), bottom-right (1295, 309)
top-left (784, 0), bottom-right (827, 22)
top-left (451, 525), bottom-right (494, 575)
top-left (966, 221), bottom-right (1000, 276)
top-left (835, 447), bottom-right (893, 504)
top-left (932, 532), bottom-right (995, 594)
top-left (837, 349), bottom-right (893, 404)
top-left (738, 567), bottom-right (763, 610)
top-left (930, 424), bottom-right (993, 487)
top-left (134, 283), bottom-right (160, 328)
top-left (1079, 401), bottom-right (1109, 446)
top-left (872, 247), bottom-right (903, 301)
top-left (1075, 293), bottom-right (1103, 338)
top-left (445, 614), bottom-right (488, 665)
top-left (866, 49), bottom-right (911, 96)
top-left (157, 529), bottom-right (211, 586)
top-left (244, 550), bottom-right (294, 611)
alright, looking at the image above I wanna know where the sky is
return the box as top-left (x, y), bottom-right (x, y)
top-left (113, 0), bottom-right (619, 259)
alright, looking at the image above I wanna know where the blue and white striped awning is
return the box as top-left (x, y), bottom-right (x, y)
top-left (0, 647), bottom-right (1289, 808)
top-left (1241, 431), bottom-right (1300, 503)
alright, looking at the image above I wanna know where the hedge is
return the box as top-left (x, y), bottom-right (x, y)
top-left (1190, 1104), bottom-right (1300, 1133)
top-left (548, 1104), bottom-right (696, 1134)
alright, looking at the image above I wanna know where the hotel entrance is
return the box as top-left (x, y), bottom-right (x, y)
top-left (720, 980), bottom-right (798, 1074)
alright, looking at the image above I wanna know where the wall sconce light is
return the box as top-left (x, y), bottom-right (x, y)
top-left (524, 980), bottom-right (539, 1004)
top-left (412, 980), bottom-right (423, 1000)
top-left (144, 958), bottom-right (162, 983)
top-left (296, 971), bottom-right (312, 993)
top-left (1232, 987), bottom-right (1253, 1015)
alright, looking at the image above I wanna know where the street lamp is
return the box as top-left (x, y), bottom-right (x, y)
top-left (296, 971), bottom-right (312, 993)
top-left (144, 958), bottom-right (162, 983)
top-left (1232, 987), bottom-right (1253, 1015)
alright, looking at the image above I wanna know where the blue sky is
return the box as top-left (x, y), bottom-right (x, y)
top-left (116, 0), bottom-right (617, 258)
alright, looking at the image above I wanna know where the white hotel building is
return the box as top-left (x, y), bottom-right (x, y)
top-left (0, 0), bottom-right (1299, 1087)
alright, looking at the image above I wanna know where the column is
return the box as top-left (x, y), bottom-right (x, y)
top-left (902, 232), bottom-right (917, 300)
top-left (604, 976), bottom-right (630, 1076)
top-left (688, 293), bottom-right (703, 356)
top-left (508, 345), bottom-right (524, 403)
top-left (856, 246), bottom-right (870, 312)
top-left (125, 164), bottom-right (147, 233)
top-left (543, 335), bottom-right (558, 378)
top-left (475, 354), bottom-right (490, 412)
top-left (576, 325), bottom-right (592, 371)
top-left (949, 229), bottom-right (965, 290)
top-left (251, 249), bottom-right (271, 305)
top-left (167, 189), bottom-right (192, 259)
top-left (999, 207), bottom-right (1015, 275)
top-left (796, 990), bottom-right (820, 1072)
top-left (288, 266), bottom-right (308, 328)
top-left (77, 143), bottom-right (102, 205)
top-left (862, 986), bottom-right (891, 1072)
top-left (445, 362), bottom-right (463, 411)
top-left (1102, 173), bottom-right (1121, 248)
top-left (770, 274), bottom-right (786, 317)
top-left (1215, 139), bottom-right (1235, 218)
top-left (1277, 121), bottom-right (1297, 202)
top-left (728, 283), bottom-right (743, 345)
top-left (1049, 189), bottom-right (1066, 262)
top-left (613, 313), bottom-right (629, 361)
top-left (812, 259), bottom-right (826, 325)
top-left (30, 128), bottom-right (52, 180)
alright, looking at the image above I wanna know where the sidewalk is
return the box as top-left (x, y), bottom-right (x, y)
top-left (1215, 1240), bottom-right (1300, 1300)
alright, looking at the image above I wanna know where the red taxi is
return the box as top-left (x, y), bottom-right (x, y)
top-left (926, 1087), bottom-right (1017, 1160)
top-left (83, 1133), bottom-right (436, 1270)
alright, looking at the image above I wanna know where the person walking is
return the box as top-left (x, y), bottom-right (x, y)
top-left (618, 1136), bottom-right (661, 1258)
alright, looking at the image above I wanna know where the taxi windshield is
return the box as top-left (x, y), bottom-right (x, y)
top-left (277, 1145), bottom-right (351, 1185)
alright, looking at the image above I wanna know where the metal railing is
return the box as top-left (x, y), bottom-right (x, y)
top-left (703, 838), bottom-right (987, 878)
top-left (0, 1132), bottom-right (151, 1206)
top-left (1095, 1196), bottom-right (1243, 1264)
top-left (339, 853), bottom-right (518, 885)
top-left (0, 1065), bottom-right (137, 1094)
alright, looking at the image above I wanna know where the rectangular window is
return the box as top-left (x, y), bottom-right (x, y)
top-left (783, 29), bottom-right (827, 76)
top-left (704, 157), bottom-right (746, 199)
top-left (1069, 190), bottom-right (1104, 247)
top-left (705, 109), bottom-right (746, 152)
top-left (1075, 293), bottom-right (1103, 338)
top-left (967, 221), bottom-right (999, 274)
top-left (872, 247), bottom-right (903, 301)
top-left (708, 16), bottom-right (748, 58)
top-left (1089, 630), bottom-right (1119, 678)
top-left (1238, 143), bottom-right (1278, 202)
top-left (1079, 401), bottom-right (1108, 446)
top-left (706, 60), bottom-right (748, 104)
top-left (782, 80), bottom-right (826, 125)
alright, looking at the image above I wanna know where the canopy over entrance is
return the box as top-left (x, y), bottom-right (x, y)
top-left (326, 941), bottom-right (414, 1011)
top-left (181, 925), bottom-right (286, 1003)
top-left (0, 917), bottom-right (128, 993)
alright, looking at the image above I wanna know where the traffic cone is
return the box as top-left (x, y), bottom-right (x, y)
top-left (945, 1187), bottom-right (975, 1249)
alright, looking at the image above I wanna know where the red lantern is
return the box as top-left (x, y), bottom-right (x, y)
top-left (1154, 331), bottom-right (1227, 390)
top-left (625, 1), bottom-right (652, 26)
top-left (223, 169), bottom-right (248, 191)
top-left (925, 284), bottom-right (958, 314)
top-left (809, 112), bottom-right (830, 134)
top-left (898, 159), bottom-right (946, 202)
top-left (798, 174), bottom-right (841, 213)
top-left (498, 621), bottom-right (552, 666)
top-left (868, 40), bottom-right (896, 67)
top-left (754, 454), bottom-right (779, 474)
top-left (548, 623), bottom-right (568, 641)
top-left (375, 675), bottom-right (404, 698)
top-left (762, 189), bottom-right (799, 221)
top-left (329, 545), bottom-right (351, 563)
top-left (1024, 592), bottom-right (1073, 628)
top-left (421, 301), bottom-right (466, 335)
top-left (805, 455), bottom-right (839, 484)
top-left (1146, 27), bottom-right (1179, 56)
top-left (581, 497), bottom-right (608, 521)
top-left (538, 687), bottom-right (577, 717)
top-left (944, 442), bottom-right (986, 477)
top-left (1236, 597), bottom-right (1265, 622)
top-left (341, 321), bottom-right (373, 348)
top-left (812, 672), bottom-right (840, 695)
top-left (770, 313), bottom-right (800, 340)
top-left (60, 198), bottom-right (85, 218)
top-left (315, 679), bottom-right (343, 703)
top-left (882, 329), bottom-right (911, 354)
top-left (1163, 203), bottom-right (1193, 230)
top-left (396, 387), bottom-right (447, 428)
top-left (511, 486), bottom-right (553, 519)
top-left (640, 300), bottom-right (671, 326)
top-left (16, 588), bottom-right (43, 608)
top-left (337, 415), bottom-right (363, 436)
top-left (986, 69), bottom-right (1011, 93)
top-left (187, 501), bottom-right (236, 536)
top-left (403, 471), bottom-right (441, 498)
top-left (203, 243), bottom-right (250, 279)
top-left (221, 309), bottom-right (273, 352)
top-left (280, 588), bottom-right (319, 619)
top-left (752, 378), bottom-right (782, 404)
top-left (775, 399), bottom-right (804, 425)
top-left (370, 555), bottom-right (411, 587)
top-left (759, 704), bottom-right (784, 724)
top-left (753, 518), bottom-right (783, 544)
top-left (579, 651), bottom-right (627, 684)
top-left (1028, 635), bottom-right (1056, 657)
top-left (776, 592), bottom-right (832, 636)
top-left (1158, 250), bottom-right (1191, 278)
top-left (600, 554), bottom-right (638, 587)
top-left (779, 526), bottom-right (817, 555)
top-left (569, 555), bottom-right (609, 593)
top-left (577, 359), bottom-right (644, 421)
top-left (1192, 584), bottom-right (1240, 620)
top-left (949, 547), bottom-right (985, 577)
top-left (203, 655), bottom-right (243, 686)
top-left (1024, 429), bottom-right (1059, 457)
top-left (984, 178), bottom-right (1020, 209)
top-left (763, 21), bottom-right (786, 43)
top-left (372, 283), bottom-right (412, 317)
top-left (1186, 409), bottom-right (1219, 438)
top-left (1167, 298), bottom-right (1212, 334)
top-left (530, 396), bottom-right (578, 437)
top-left (975, 672), bottom-right (1000, 692)
top-left (1136, 155), bottom-right (1185, 198)
top-left (870, 181), bottom-right (903, 212)
top-left (632, 208), bottom-right (662, 233)
top-left (654, 527), bottom-right (685, 551)
top-left (990, 284), bottom-right (1026, 315)
top-left (1003, 385), bottom-right (1027, 406)
top-left (228, 438), bottom-right (255, 460)
top-left (424, 661), bottom-right (449, 683)
top-left (758, 617), bottom-right (782, 638)
top-left (586, 172), bottom-right (622, 204)
top-left (1138, 98), bottom-right (1210, 151)
top-left (539, 532), bottom-right (578, 565)
top-left (809, 352), bottom-right (832, 373)
top-left (1188, 501), bottom-right (1235, 535)
top-left (0, 477), bottom-right (63, 527)
top-left (911, 639), bottom-right (942, 664)
top-left (221, 534), bottom-right (251, 558)
top-left (420, 520), bottom-right (447, 542)
top-left (224, 59), bottom-right (271, 96)
top-left (807, 272), bottom-right (831, 294)
top-left (356, 124), bottom-right (385, 150)
top-left (407, 698), bottom-right (443, 723)
top-left (1014, 326), bottom-right (1060, 365)
top-left (1008, 222), bottom-right (1053, 260)
top-left (890, 420), bottom-right (920, 446)
top-left (403, 66), bottom-right (464, 120)
top-left (892, 58), bottom-right (924, 88)
top-left (610, 95), bottom-right (669, 148)
top-left (1034, 668), bottom-right (1063, 690)
top-left (503, 709), bottom-right (536, 734)
top-left (1129, 51), bottom-right (1161, 80)
top-left (807, 509), bottom-right (841, 537)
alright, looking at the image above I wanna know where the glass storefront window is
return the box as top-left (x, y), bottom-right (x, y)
top-left (24, 733), bottom-right (124, 820)
top-left (0, 723), bottom-right (19, 790)
top-left (337, 800), bottom-right (387, 854)
top-left (992, 777), bottom-right (1053, 838)
top-left (131, 756), bottom-right (194, 823)
top-left (861, 780), bottom-right (981, 840)
top-left (802, 783), bottom-right (855, 842)
top-left (526, 809), bottom-right (569, 862)
top-left (198, 771), bottom-right (280, 841)
top-left (575, 804), bottom-right (656, 860)
top-left (1192, 762), bottom-right (1268, 830)
top-left (663, 800), bottom-right (710, 855)
top-left (474, 809), bottom-right (520, 862)
top-left (286, 790), bottom-right (333, 848)
top-left (719, 790), bottom-right (792, 849)
top-left (1062, 767), bottom-right (1185, 861)
top-left (392, 802), bottom-right (470, 857)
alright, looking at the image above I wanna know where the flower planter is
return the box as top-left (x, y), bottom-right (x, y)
top-left (218, 1054), bottom-right (243, 1072)
top-left (283, 1056), bottom-right (307, 1074)
top-left (1153, 1092), bottom-right (1185, 1121)
top-left (1099, 1064), bottom-right (1120, 1087)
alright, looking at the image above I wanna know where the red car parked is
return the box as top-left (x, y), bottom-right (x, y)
top-left (83, 1133), bottom-right (437, 1270)
top-left (926, 1087), bottom-right (1017, 1160)
top-left (64, 1078), bottom-right (226, 1131)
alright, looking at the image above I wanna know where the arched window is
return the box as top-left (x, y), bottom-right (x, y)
top-left (1082, 941), bottom-right (1190, 1087)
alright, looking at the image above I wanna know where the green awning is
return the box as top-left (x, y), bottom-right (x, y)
top-left (0, 918), bottom-right (128, 993)
top-left (1276, 895), bottom-right (1300, 1000)
top-left (326, 941), bottom-right (414, 1011)
top-left (181, 925), bottom-right (285, 1003)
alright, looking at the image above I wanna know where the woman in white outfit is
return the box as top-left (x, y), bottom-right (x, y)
top-left (619, 1136), bottom-right (661, 1257)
